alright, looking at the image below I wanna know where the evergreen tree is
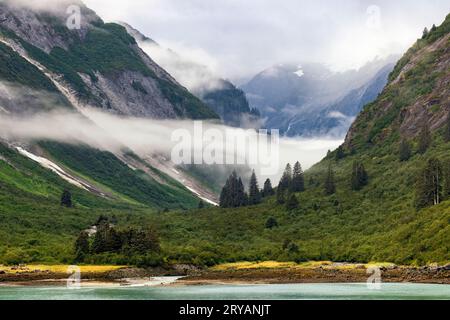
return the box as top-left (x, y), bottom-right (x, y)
top-left (286, 193), bottom-right (299, 210)
top-left (418, 123), bottom-right (432, 154)
top-left (335, 146), bottom-right (345, 160)
top-left (278, 163), bottom-right (292, 192)
top-left (60, 190), bottom-right (73, 208)
top-left (291, 162), bottom-right (305, 192)
top-left (198, 200), bottom-right (205, 209)
top-left (351, 161), bottom-right (369, 191)
top-left (92, 221), bottom-right (121, 254)
top-left (430, 24), bottom-right (437, 32)
top-left (399, 139), bottom-right (412, 162)
top-left (415, 158), bottom-right (443, 209)
top-left (220, 172), bottom-right (249, 208)
top-left (262, 178), bottom-right (275, 197)
top-left (324, 163), bottom-right (336, 195)
top-left (444, 161), bottom-right (450, 200)
top-left (265, 217), bottom-right (278, 229)
top-left (238, 177), bottom-right (248, 207)
top-left (248, 170), bottom-right (262, 205)
top-left (74, 231), bottom-right (90, 261)
top-left (422, 27), bottom-right (429, 39)
top-left (276, 187), bottom-right (286, 204)
top-left (444, 112), bottom-right (450, 142)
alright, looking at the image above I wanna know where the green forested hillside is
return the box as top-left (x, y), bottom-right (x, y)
top-left (0, 10), bottom-right (449, 267)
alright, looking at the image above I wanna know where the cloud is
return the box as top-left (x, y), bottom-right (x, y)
top-left (136, 37), bottom-right (224, 93)
top-left (85, 0), bottom-right (450, 80)
top-left (0, 106), bottom-right (342, 183)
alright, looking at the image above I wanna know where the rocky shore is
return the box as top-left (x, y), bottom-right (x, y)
top-left (1, 263), bottom-right (449, 286)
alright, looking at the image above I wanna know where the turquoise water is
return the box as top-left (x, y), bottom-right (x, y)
top-left (0, 283), bottom-right (449, 300)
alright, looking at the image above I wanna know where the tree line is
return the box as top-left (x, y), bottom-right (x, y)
top-left (74, 216), bottom-right (160, 262)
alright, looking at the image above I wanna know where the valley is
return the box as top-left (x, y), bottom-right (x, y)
top-left (0, 0), bottom-right (449, 289)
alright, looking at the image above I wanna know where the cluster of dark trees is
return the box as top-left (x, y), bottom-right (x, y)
top-left (415, 157), bottom-right (450, 209)
top-left (219, 170), bottom-right (275, 208)
top-left (74, 217), bottom-right (160, 262)
top-left (276, 162), bottom-right (304, 210)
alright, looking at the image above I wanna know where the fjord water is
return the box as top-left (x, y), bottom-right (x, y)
top-left (0, 283), bottom-right (449, 300)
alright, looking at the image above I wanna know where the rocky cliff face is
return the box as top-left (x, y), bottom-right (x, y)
top-left (0, 0), bottom-right (218, 119)
top-left (345, 14), bottom-right (450, 149)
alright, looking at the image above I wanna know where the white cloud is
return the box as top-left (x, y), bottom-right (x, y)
top-left (84, 0), bottom-right (450, 80)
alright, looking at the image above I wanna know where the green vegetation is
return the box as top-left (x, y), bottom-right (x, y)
top-left (40, 142), bottom-right (199, 210)
top-left (0, 42), bottom-right (52, 92)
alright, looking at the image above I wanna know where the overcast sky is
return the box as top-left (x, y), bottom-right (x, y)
top-left (84, 0), bottom-right (450, 82)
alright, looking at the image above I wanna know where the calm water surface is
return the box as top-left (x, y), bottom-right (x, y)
top-left (0, 283), bottom-right (449, 300)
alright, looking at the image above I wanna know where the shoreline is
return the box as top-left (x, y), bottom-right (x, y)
top-left (1, 262), bottom-right (449, 287)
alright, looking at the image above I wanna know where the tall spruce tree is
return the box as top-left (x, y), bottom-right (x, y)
top-left (324, 163), bottom-right (336, 195)
top-left (418, 123), bottom-right (432, 154)
top-left (351, 161), bottom-right (368, 191)
top-left (399, 139), bottom-right (412, 162)
top-left (219, 172), bottom-right (248, 208)
top-left (444, 112), bottom-right (450, 142)
top-left (291, 162), bottom-right (305, 192)
top-left (415, 158), bottom-right (443, 209)
top-left (74, 231), bottom-right (90, 262)
top-left (262, 178), bottom-right (275, 197)
top-left (276, 187), bottom-right (286, 204)
top-left (286, 193), bottom-right (299, 210)
top-left (444, 161), bottom-right (450, 200)
top-left (61, 189), bottom-right (73, 208)
top-left (278, 163), bottom-right (292, 192)
top-left (248, 170), bottom-right (262, 205)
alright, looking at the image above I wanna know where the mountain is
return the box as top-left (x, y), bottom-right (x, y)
top-left (189, 14), bottom-right (448, 265)
top-left (121, 23), bottom-right (259, 127)
top-left (242, 58), bottom-right (398, 137)
top-left (0, 0), bottom-right (219, 212)
top-left (0, 0), bottom-right (218, 120)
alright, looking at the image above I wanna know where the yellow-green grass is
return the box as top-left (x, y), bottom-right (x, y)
top-left (0, 265), bottom-right (125, 274)
top-left (211, 261), bottom-right (397, 271)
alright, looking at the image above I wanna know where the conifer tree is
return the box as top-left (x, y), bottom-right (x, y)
top-left (335, 146), bottom-right (345, 160)
top-left (444, 162), bottom-right (450, 200)
top-left (61, 189), bottom-right (73, 208)
top-left (444, 112), bottom-right (450, 142)
top-left (291, 162), bottom-right (305, 192)
top-left (262, 178), bottom-right (275, 197)
top-left (399, 139), bottom-right (412, 162)
top-left (324, 163), bottom-right (336, 195)
top-left (198, 200), bottom-right (205, 209)
top-left (415, 158), bottom-right (443, 209)
top-left (422, 27), bottom-right (429, 39)
top-left (278, 163), bottom-right (292, 192)
top-left (74, 231), bottom-right (90, 261)
top-left (351, 161), bottom-right (368, 191)
top-left (276, 187), bottom-right (286, 204)
top-left (248, 170), bottom-right (262, 205)
top-left (286, 193), bottom-right (299, 210)
top-left (238, 177), bottom-right (248, 207)
top-left (265, 217), bottom-right (278, 229)
top-left (418, 123), bottom-right (432, 154)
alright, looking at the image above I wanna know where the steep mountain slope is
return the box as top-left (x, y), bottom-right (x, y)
top-left (242, 58), bottom-right (397, 137)
top-left (121, 23), bottom-right (257, 127)
top-left (157, 15), bottom-right (450, 266)
top-left (0, 1), bottom-right (217, 211)
top-left (0, 0), bottom-right (218, 119)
